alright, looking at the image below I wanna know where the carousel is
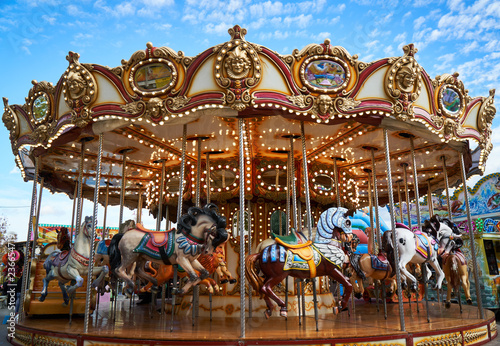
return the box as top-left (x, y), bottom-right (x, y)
top-left (2, 25), bottom-right (497, 345)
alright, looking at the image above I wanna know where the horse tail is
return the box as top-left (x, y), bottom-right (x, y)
top-left (450, 256), bottom-right (460, 288)
top-left (245, 253), bottom-right (264, 298)
top-left (349, 253), bottom-right (366, 280)
top-left (108, 233), bottom-right (124, 275)
top-left (381, 230), bottom-right (393, 253)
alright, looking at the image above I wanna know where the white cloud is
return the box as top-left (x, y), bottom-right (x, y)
top-left (330, 16), bottom-right (340, 25)
top-left (337, 3), bottom-right (346, 12)
top-left (433, 53), bottom-right (455, 72)
top-left (249, 1), bottom-right (285, 17)
top-left (205, 22), bottom-right (233, 35)
top-left (414, 16), bottom-right (425, 30)
top-left (283, 14), bottom-right (312, 29)
top-left (9, 166), bottom-right (20, 174)
top-left (384, 45), bottom-right (395, 56)
top-left (462, 40), bottom-right (479, 54)
top-left (42, 15), bottom-right (56, 24)
top-left (311, 32), bottom-right (331, 42)
top-left (394, 32), bottom-right (407, 43)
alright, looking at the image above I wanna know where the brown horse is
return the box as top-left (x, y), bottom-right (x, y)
top-left (142, 247), bottom-right (235, 294)
top-left (435, 221), bottom-right (472, 308)
top-left (246, 207), bottom-right (353, 318)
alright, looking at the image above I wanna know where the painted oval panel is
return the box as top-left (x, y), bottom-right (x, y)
top-left (134, 63), bottom-right (173, 91)
top-left (33, 94), bottom-right (49, 121)
top-left (313, 174), bottom-right (335, 192)
top-left (442, 88), bottom-right (461, 114)
top-left (305, 60), bottom-right (346, 89)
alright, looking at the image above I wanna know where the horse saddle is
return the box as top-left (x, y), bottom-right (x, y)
top-left (96, 241), bottom-right (108, 255)
top-left (136, 224), bottom-right (175, 247)
top-left (370, 253), bottom-right (390, 271)
top-left (272, 229), bottom-right (308, 245)
top-left (442, 250), bottom-right (467, 266)
top-left (52, 250), bottom-right (71, 268)
top-left (415, 233), bottom-right (437, 259)
top-left (134, 230), bottom-right (176, 264)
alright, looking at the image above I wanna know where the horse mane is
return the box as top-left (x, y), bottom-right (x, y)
top-left (57, 227), bottom-right (71, 251)
top-left (177, 203), bottom-right (228, 248)
top-left (349, 253), bottom-right (366, 280)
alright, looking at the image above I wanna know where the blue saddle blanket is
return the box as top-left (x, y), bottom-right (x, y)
top-left (262, 244), bottom-right (286, 263)
top-left (371, 255), bottom-right (389, 271)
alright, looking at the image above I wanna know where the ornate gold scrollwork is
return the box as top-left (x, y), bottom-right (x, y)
top-left (63, 51), bottom-right (97, 128)
top-left (214, 25), bottom-right (262, 111)
top-left (478, 89), bottom-right (496, 134)
top-left (2, 98), bottom-right (19, 145)
top-left (286, 94), bottom-right (314, 109)
top-left (384, 44), bottom-right (422, 120)
top-left (415, 332), bottom-right (462, 346)
top-left (432, 72), bottom-right (470, 141)
top-left (166, 95), bottom-right (191, 111)
top-left (124, 42), bottom-right (179, 98)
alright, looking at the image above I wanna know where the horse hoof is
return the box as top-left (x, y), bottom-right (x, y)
top-left (467, 299), bottom-right (473, 305)
top-left (354, 293), bottom-right (362, 299)
top-left (62, 302), bottom-right (69, 307)
top-left (220, 279), bottom-right (228, 284)
top-left (280, 308), bottom-right (287, 318)
top-left (265, 309), bottom-right (272, 319)
top-left (38, 297), bottom-right (45, 302)
top-left (445, 301), bottom-right (451, 309)
top-left (333, 306), bottom-right (339, 315)
top-left (229, 279), bottom-right (237, 284)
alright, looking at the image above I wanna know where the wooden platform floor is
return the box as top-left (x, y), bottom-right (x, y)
top-left (10, 296), bottom-right (498, 346)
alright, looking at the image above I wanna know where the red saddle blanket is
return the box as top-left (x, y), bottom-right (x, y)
top-left (135, 224), bottom-right (175, 247)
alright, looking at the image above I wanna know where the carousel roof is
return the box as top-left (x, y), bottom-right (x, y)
top-left (1, 25), bottom-right (496, 218)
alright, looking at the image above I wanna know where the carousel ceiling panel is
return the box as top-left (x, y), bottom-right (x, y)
top-left (258, 55), bottom-right (293, 94)
top-left (94, 74), bottom-right (128, 104)
top-left (355, 66), bottom-right (390, 100)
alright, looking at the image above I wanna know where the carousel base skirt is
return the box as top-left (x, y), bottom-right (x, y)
top-left (9, 297), bottom-right (497, 346)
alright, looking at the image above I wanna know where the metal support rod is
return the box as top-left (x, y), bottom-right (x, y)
top-left (441, 156), bottom-right (453, 220)
top-left (19, 157), bottom-right (39, 320)
top-left (119, 152), bottom-right (128, 226)
top-left (206, 152), bottom-right (211, 204)
top-left (286, 152), bottom-right (291, 234)
top-left (238, 118), bottom-right (246, 338)
top-left (290, 138), bottom-right (298, 230)
top-left (137, 184), bottom-right (143, 224)
top-left (156, 160), bottom-right (166, 232)
top-left (459, 151), bottom-right (484, 319)
top-left (84, 134), bottom-right (103, 333)
top-left (370, 149), bottom-right (382, 250)
top-left (193, 139), bottom-right (203, 322)
top-left (75, 140), bottom-right (86, 236)
top-left (247, 199), bottom-right (253, 318)
top-left (333, 158), bottom-right (341, 207)
top-left (300, 122), bottom-right (319, 331)
top-left (427, 180), bottom-right (434, 218)
top-left (366, 170), bottom-right (375, 253)
top-left (102, 182), bottom-right (110, 239)
top-left (383, 129), bottom-right (406, 331)
top-left (409, 136), bottom-right (424, 316)
top-left (70, 183), bottom-right (78, 242)
top-left (33, 177), bottom-right (44, 246)
top-left (409, 138), bottom-right (422, 230)
top-left (402, 163), bottom-right (412, 229)
top-left (171, 124), bottom-right (187, 332)
top-left (396, 181), bottom-right (403, 223)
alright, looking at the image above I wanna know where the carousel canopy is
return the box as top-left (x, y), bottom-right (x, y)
top-left (1, 25), bottom-right (496, 220)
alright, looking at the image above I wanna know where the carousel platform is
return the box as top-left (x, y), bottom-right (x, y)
top-left (8, 295), bottom-right (497, 346)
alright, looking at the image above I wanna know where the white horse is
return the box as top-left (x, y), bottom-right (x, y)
top-left (39, 216), bottom-right (109, 305)
top-left (382, 221), bottom-right (447, 291)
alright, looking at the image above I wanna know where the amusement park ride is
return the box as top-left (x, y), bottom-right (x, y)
top-left (1, 25), bottom-right (498, 345)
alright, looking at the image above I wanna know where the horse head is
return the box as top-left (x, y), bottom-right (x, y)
top-left (119, 219), bottom-right (136, 234)
top-left (315, 207), bottom-right (352, 244)
top-left (429, 217), bottom-right (463, 256)
top-left (81, 216), bottom-right (93, 238)
top-left (177, 203), bottom-right (228, 255)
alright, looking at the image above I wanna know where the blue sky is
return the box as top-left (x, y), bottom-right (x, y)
top-left (0, 0), bottom-right (499, 240)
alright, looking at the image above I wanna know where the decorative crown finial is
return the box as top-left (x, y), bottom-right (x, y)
top-left (228, 25), bottom-right (247, 41)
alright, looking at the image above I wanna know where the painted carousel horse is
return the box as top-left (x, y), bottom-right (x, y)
top-left (430, 216), bottom-right (472, 308)
top-left (246, 207), bottom-right (353, 318)
top-left (209, 247), bottom-right (237, 284)
top-left (109, 204), bottom-right (228, 296)
top-left (95, 221), bottom-right (136, 267)
top-left (141, 246), bottom-right (235, 295)
top-left (39, 216), bottom-right (109, 304)
top-left (382, 219), bottom-right (447, 292)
